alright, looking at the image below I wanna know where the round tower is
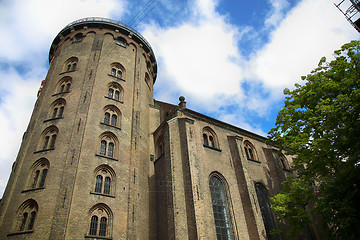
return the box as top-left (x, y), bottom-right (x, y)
top-left (0, 17), bottom-right (157, 239)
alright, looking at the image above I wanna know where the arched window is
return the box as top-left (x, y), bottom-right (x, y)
top-left (203, 134), bottom-right (209, 146)
top-left (100, 140), bottom-right (107, 155)
top-left (88, 204), bottom-right (112, 238)
top-left (116, 37), bottom-right (127, 47)
top-left (63, 57), bottom-right (78, 72)
top-left (98, 132), bottom-right (118, 159)
top-left (39, 126), bottom-right (58, 151)
top-left (244, 140), bottom-right (257, 161)
top-left (57, 77), bottom-right (72, 94)
top-left (107, 82), bottom-right (124, 102)
top-left (108, 143), bottom-right (114, 157)
top-left (74, 33), bottom-right (84, 43)
top-left (203, 127), bottom-right (219, 149)
top-left (89, 216), bottom-right (98, 235)
top-left (29, 158), bottom-right (49, 190)
top-left (279, 155), bottom-right (290, 171)
top-left (49, 98), bottom-right (66, 119)
top-left (111, 67), bottom-right (122, 78)
top-left (111, 115), bottom-right (117, 126)
top-left (255, 183), bottom-right (279, 240)
top-left (109, 62), bottom-right (125, 80)
top-left (93, 165), bottom-right (115, 196)
top-left (95, 175), bottom-right (103, 193)
top-left (16, 199), bottom-right (38, 232)
top-left (102, 105), bottom-right (121, 128)
top-left (104, 112), bottom-right (110, 125)
top-left (209, 175), bottom-right (234, 240)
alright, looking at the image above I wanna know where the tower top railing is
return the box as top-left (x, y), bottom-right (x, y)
top-left (50, 17), bottom-right (157, 81)
top-left (62, 17), bottom-right (153, 52)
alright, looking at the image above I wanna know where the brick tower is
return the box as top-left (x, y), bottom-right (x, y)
top-left (0, 17), bottom-right (157, 239)
top-left (0, 17), bottom-right (324, 240)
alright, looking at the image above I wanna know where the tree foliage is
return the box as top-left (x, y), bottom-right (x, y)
top-left (268, 40), bottom-right (360, 239)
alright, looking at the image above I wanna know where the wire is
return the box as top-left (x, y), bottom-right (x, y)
top-left (128, 0), bottom-right (156, 26)
top-left (128, 0), bottom-right (162, 27)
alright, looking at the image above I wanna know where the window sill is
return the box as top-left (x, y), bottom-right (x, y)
top-left (95, 154), bottom-right (118, 161)
top-left (85, 235), bottom-right (112, 240)
top-left (203, 145), bottom-right (222, 152)
top-left (7, 230), bottom-right (34, 236)
top-left (59, 70), bottom-right (76, 75)
top-left (107, 74), bottom-right (125, 82)
top-left (34, 148), bottom-right (55, 154)
top-left (247, 158), bottom-right (261, 164)
top-left (90, 191), bottom-right (115, 198)
top-left (104, 96), bottom-right (123, 103)
top-left (22, 187), bottom-right (45, 193)
top-left (44, 117), bottom-right (63, 123)
top-left (52, 91), bottom-right (70, 97)
top-left (100, 122), bottom-right (121, 130)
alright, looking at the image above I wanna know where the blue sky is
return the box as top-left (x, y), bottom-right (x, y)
top-left (0, 0), bottom-right (358, 196)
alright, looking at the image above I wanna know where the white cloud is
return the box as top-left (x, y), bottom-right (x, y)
top-left (143, 0), bottom-right (246, 113)
top-left (265, 0), bottom-right (290, 28)
top-left (249, 0), bottom-right (358, 95)
top-left (0, 67), bottom-right (40, 196)
top-left (0, 0), bottom-right (125, 62)
top-left (144, 0), bottom-right (358, 137)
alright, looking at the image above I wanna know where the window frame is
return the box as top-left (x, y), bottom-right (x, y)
top-left (91, 165), bottom-right (116, 197)
top-left (202, 127), bottom-right (221, 151)
top-left (209, 173), bottom-right (235, 240)
top-left (108, 63), bottom-right (125, 81)
top-left (25, 158), bottom-right (50, 191)
top-left (255, 182), bottom-right (279, 240)
top-left (243, 140), bottom-right (260, 163)
top-left (11, 199), bottom-right (39, 235)
top-left (36, 126), bottom-right (58, 152)
top-left (96, 132), bottom-right (119, 161)
top-left (86, 203), bottom-right (113, 239)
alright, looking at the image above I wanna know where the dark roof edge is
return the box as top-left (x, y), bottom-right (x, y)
top-left (181, 108), bottom-right (269, 142)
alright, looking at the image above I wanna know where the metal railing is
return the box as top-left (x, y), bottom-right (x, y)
top-left (61, 17), bottom-right (154, 54)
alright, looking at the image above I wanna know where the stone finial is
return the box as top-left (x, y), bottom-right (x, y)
top-left (179, 96), bottom-right (186, 108)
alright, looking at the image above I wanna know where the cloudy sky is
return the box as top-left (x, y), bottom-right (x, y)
top-left (0, 0), bottom-right (358, 196)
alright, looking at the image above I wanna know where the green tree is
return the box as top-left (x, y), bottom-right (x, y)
top-left (268, 40), bottom-right (360, 239)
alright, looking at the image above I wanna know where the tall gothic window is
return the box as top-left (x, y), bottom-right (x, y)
top-left (255, 182), bottom-right (279, 240)
top-left (209, 175), bottom-right (234, 240)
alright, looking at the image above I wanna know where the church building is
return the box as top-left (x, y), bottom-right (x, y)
top-left (0, 18), bottom-right (320, 240)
